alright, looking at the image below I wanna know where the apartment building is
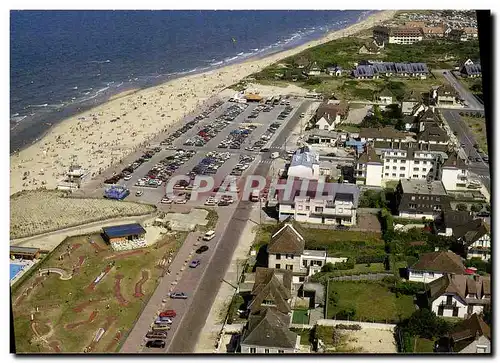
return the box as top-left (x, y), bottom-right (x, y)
top-left (373, 26), bottom-right (423, 45)
top-left (395, 178), bottom-right (451, 220)
top-left (440, 152), bottom-right (469, 191)
top-left (276, 180), bottom-right (359, 226)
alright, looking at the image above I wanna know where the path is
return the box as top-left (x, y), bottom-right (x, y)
top-left (133, 270), bottom-right (149, 298)
top-left (65, 310), bottom-right (99, 330)
top-left (39, 268), bottom-right (73, 280)
top-left (114, 274), bottom-right (129, 306)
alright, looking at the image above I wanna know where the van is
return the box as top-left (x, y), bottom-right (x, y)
top-left (270, 152), bottom-right (279, 159)
top-left (203, 230), bottom-right (216, 241)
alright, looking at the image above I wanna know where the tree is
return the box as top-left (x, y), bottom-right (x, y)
top-left (337, 306), bottom-right (356, 320)
top-left (456, 203), bottom-right (468, 211)
top-left (470, 204), bottom-right (483, 212)
top-left (373, 105), bottom-right (383, 123)
top-left (321, 262), bottom-right (335, 272)
top-left (401, 309), bottom-right (450, 339)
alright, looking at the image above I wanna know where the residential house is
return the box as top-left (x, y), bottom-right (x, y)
top-left (373, 26), bottom-right (423, 45)
top-left (315, 112), bottom-right (340, 131)
top-left (287, 145), bottom-right (320, 180)
top-left (449, 313), bottom-right (491, 353)
top-left (276, 179), bottom-right (360, 227)
top-left (266, 221), bottom-right (327, 284)
top-left (355, 146), bottom-right (383, 187)
top-left (448, 29), bottom-right (468, 42)
top-left (395, 179), bottom-right (451, 220)
top-left (248, 267), bottom-right (293, 316)
top-left (352, 64), bottom-right (379, 80)
top-left (426, 274), bottom-right (490, 318)
top-left (239, 308), bottom-right (300, 353)
top-left (460, 62), bottom-right (482, 78)
top-left (433, 85), bottom-right (459, 107)
top-left (422, 26), bottom-right (445, 38)
top-left (358, 41), bottom-right (383, 54)
top-left (401, 90), bottom-right (423, 115)
top-left (377, 88), bottom-right (393, 104)
top-left (394, 62), bottom-right (429, 79)
top-left (353, 62), bottom-right (428, 80)
top-left (435, 210), bottom-right (474, 237)
top-left (408, 250), bottom-right (465, 283)
top-left (440, 152), bottom-right (469, 191)
top-left (326, 65), bottom-right (343, 77)
top-left (462, 27), bottom-right (479, 40)
top-left (454, 219), bottom-right (491, 261)
top-left (307, 62), bottom-right (322, 76)
top-left (314, 101), bottom-right (349, 125)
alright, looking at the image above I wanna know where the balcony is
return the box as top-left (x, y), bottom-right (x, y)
top-left (439, 301), bottom-right (457, 309)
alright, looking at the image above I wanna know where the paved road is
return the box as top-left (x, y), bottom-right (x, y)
top-left (435, 69), bottom-right (484, 110)
top-left (164, 100), bottom-right (312, 353)
top-left (440, 109), bottom-right (490, 192)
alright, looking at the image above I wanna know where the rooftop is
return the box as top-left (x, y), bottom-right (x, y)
top-left (399, 179), bottom-right (448, 196)
top-left (10, 246), bottom-right (41, 254)
top-left (102, 223), bottom-right (146, 238)
top-left (411, 251), bottom-right (465, 274)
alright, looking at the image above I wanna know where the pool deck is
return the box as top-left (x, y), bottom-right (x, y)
top-left (10, 259), bottom-right (37, 286)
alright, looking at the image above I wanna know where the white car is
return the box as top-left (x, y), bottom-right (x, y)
top-left (161, 198), bottom-right (172, 204)
top-left (205, 198), bottom-right (217, 206)
top-left (135, 191), bottom-right (143, 197)
top-left (175, 198), bottom-right (187, 204)
top-left (123, 174), bottom-right (132, 181)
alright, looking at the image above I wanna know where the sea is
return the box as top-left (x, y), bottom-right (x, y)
top-left (10, 10), bottom-right (375, 152)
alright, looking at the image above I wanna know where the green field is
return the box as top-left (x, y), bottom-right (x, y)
top-left (327, 281), bottom-right (415, 322)
top-left (292, 309), bottom-right (310, 325)
top-left (12, 231), bottom-right (187, 353)
top-left (413, 337), bottom-right (435, 353)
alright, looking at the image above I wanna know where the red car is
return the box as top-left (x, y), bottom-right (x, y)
top-left (159, 310), bottom-right (176, 318)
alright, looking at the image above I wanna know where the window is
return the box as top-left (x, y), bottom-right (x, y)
top-left (414, 160), bottom-right (420, 164)
top-left (437, 306), bottom-right (444, 316)
top-left (385, 166), bottom-right (390, 169)
top-left (413, 174), bottom-right (418, 178)
top-left (411, 196), bottom-right (416, 201)
top-left (286, 254), bottom-right (294, 259)
top-left (263, 299), bottom-right (274, 306)
top-left (400, 174), bottom-right (405, 177)
top-left (286, 265), bottom-right (293, 271)
top-left (422, 168), bottom-right (427, 172)
top-left (275, 264), bottom-right (281, 269)
top-left (428, 272), bottom-right (434, 278)
top-left (477, 346), bottom-right (487, 354)
top-left (400, 167), bottom-right (406, 170)
top-left (392, 173), bottom-right (396, 177)
top-left (299, 276), bottom-right (305, 282)
top-left (385, 173), bottom-right (389, 176)
top-left (446, 296), bottom-right (453, 305)
top-left (422, 161), bottom-right (427, 165)
top-left (413, 167), bottom-right (419, 171)
top-left (315, 206), bottom-right (323, 213)
top-left (278, 350), bottom-right (285, 354)
top-left (264, 349), bottom-right (270, 354)
top-left (452, 307), bottom-right (459, 317)
top-left (250, 348), bottom-right (256, 353)
top-left (393, 166), bottom-right (397, 170)
top-left (276, 254), bottom-right (281, 260)
top-left (297, 205), bottom-right (303, 211)
top-left (305, 206), bottom-right (310, 211)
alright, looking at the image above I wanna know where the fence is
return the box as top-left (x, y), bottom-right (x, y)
top-left (316, 319), bottom-right (396, 331)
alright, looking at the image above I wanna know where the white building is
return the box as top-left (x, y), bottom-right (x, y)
top-left (440, 153), bottom-right (469, 191)
top-left (427, 274), bottom-right (490, 319)
top-left (373, 26), bottom-right (423, 45)
top-left (287, 145), bottom-right (320, 180)
top-left (408, 250), bottom-right (465, 283)
top-left (276, 180), bottom-right (359, 226)
top-left (315, 114), bottom-right (341, 131)
top-left (450, 314), bottom-right (491, 353)
top-left (454, 219), bottom-right (491, 261)
top-left (355, 146), bottom-right (383, 187)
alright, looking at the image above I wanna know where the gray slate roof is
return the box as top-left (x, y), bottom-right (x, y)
top-left (241, 308), bottom-right (297, 349)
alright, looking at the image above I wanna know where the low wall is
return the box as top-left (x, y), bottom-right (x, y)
top-left (316, 319), bottom-right (396, 331)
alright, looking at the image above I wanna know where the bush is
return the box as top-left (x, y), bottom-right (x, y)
top-left (356, 254), bottom-right (387, 264)
top-left (390, 281), bottom-right (425, 295)
top-left (321, 262), bottom-right (335, 272)
top-left (337, 306), bottom-right (356, 320)
top-left (335, 324), bottom-right (362, 330)
top-left (470, 204), bottom-right (483, 212)
top-left (456, 203), bottom-right (468, 211)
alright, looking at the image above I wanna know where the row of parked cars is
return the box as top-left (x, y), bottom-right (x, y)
top-left (189, 151), bottom-right (232, 176)
top-left (277, 105), bottom-right (294, 120)
top-left (229, 154), bottom-right (255, 176)
top-left (183, 119), bottom-right (231, 147)
top-left (104, 147), bottom-right (163, 185)
top-left (247, 103), bottom-right (267, 119)
top-left (160, 100), bottom-right (224, 148)
top-left (218, 125), bottom-right (257, 149)
top-left (135, 149), bottom-right (197, 188)
top-left (144, 309), bottom-right (178, 348)
top-left (248, 121), bottom-right (282, 151)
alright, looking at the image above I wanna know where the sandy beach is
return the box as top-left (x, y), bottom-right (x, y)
top-left (9, 10), bottom-right (397, 196)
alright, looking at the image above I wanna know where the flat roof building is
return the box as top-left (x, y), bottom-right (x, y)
top-left (102, 223), bottom-right (147, 244)
top-left (10, 246), bottom-right (41, 260)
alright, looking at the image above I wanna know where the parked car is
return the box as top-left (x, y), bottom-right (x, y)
top-left (135, 190), bottom-right (143, 197)
top-left (146, 340), bottom-right (166, 348)
top-left (196, 245), bottom-right (209, 254)
top-left (176, 198), bottom-right (187, 204)
top-left (218, 200), bottom-right (230, 206)
top-left (189, 259), bottom-right (201, 268)
top-left (146, 331), bottom-right (167, 339)
top-left (155, 317), bottom-right (173, 324)
top-left (169, 292), bottom-right (188, 299)
top-left (159, 310), bottom-right (176, 318)
top-left (202, 231), bottom-right (216, 241)
top-left (161, 198), bottom-right (172, 204)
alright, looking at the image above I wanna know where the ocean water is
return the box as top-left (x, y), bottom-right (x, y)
top-left (10, 10), bottom-right (373, 152)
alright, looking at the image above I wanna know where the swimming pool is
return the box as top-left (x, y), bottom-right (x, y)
top-left (10, 263), bottom-right (25, 281)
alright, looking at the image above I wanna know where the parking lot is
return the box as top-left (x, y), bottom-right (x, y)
top-left (89, 97), bottom-right (303, 206)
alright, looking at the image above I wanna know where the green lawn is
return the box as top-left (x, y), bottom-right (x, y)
top-left (414, 337), bottom-right (435, 353)
top-left (327, 281), bottom-right (415, 323)
top-left (337, 125), bottom-right (361, 133)
top-left (12, 231), bottom-right (187, 353)
top-left (251, 224), bottom-right (384, 258)
top-left (290, 328), bottom-right (312, 345)
top-left (461, 115), bottom-right (488, 154)
top-left (292, 309), bottom-right (310, 325)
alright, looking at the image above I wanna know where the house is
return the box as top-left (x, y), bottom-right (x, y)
top-left (454, 219), bottom-right (491, 261)
top-left (373, 26), bottom-right (423, 45)
top-left (448, 29), bottom-right (468, 42)
top-left (460, 63), bottom-right (482, 78)
top-left (315, 112), bottom-right (340, 131)
top-left (377, 89), bottom-right (393, 104)
top-left (422, 26), bottom-right (445, 38)
top-left (435, 210), bottom-right (474, 237)
top-left (433, 85), bottom-right (459, 107)
top-left (426, 274), bottom-right (490, 318)
top-left (440, 153), bottom-right (469, 191)
top-left (315, 101), bottom-right (349, 123)
top-left (307, 62), bottom-right (321, 76)
top-left (355, 146), bottom-right (383, 187)
top-left (102, 223), bottom-right (146, 244)
top-left (401, 91), bottom-right (423, 115)
top-left (239, 308), bottom-right (300, 353)
top-left (395, 179), bottom-right (450, 220)
top-left (353, 62), bottom-right (428, 80)
top-left (287, 145), bottom-right (320, 180)
top-left (462, 27), bottom-right (478, 40)
top-left (306, 129), bottom-right (340, 146)
top-left (326, 66), bottom-right (342, 77)
top-left (248, 267), bottom-right (293, 316)
top-left (266, 221), bottom-right (327, 284)
top-left (448, 313), bottom-right (491, 353)
top-left (276, 179), bottom-right (360, 227)
top-left (408, 250), bottom-right (465, 283)
top-left (358, 41), bottom-right (382, 54)
top-left (10, 246), bottom-right (41, 260)
top-left (394, 62), bottom-right (429, 79)
top-left (352, 64), bottom-right (379, 79)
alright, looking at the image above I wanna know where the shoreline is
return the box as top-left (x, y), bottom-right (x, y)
top-left (9, 10), bottom-right (397, 196)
